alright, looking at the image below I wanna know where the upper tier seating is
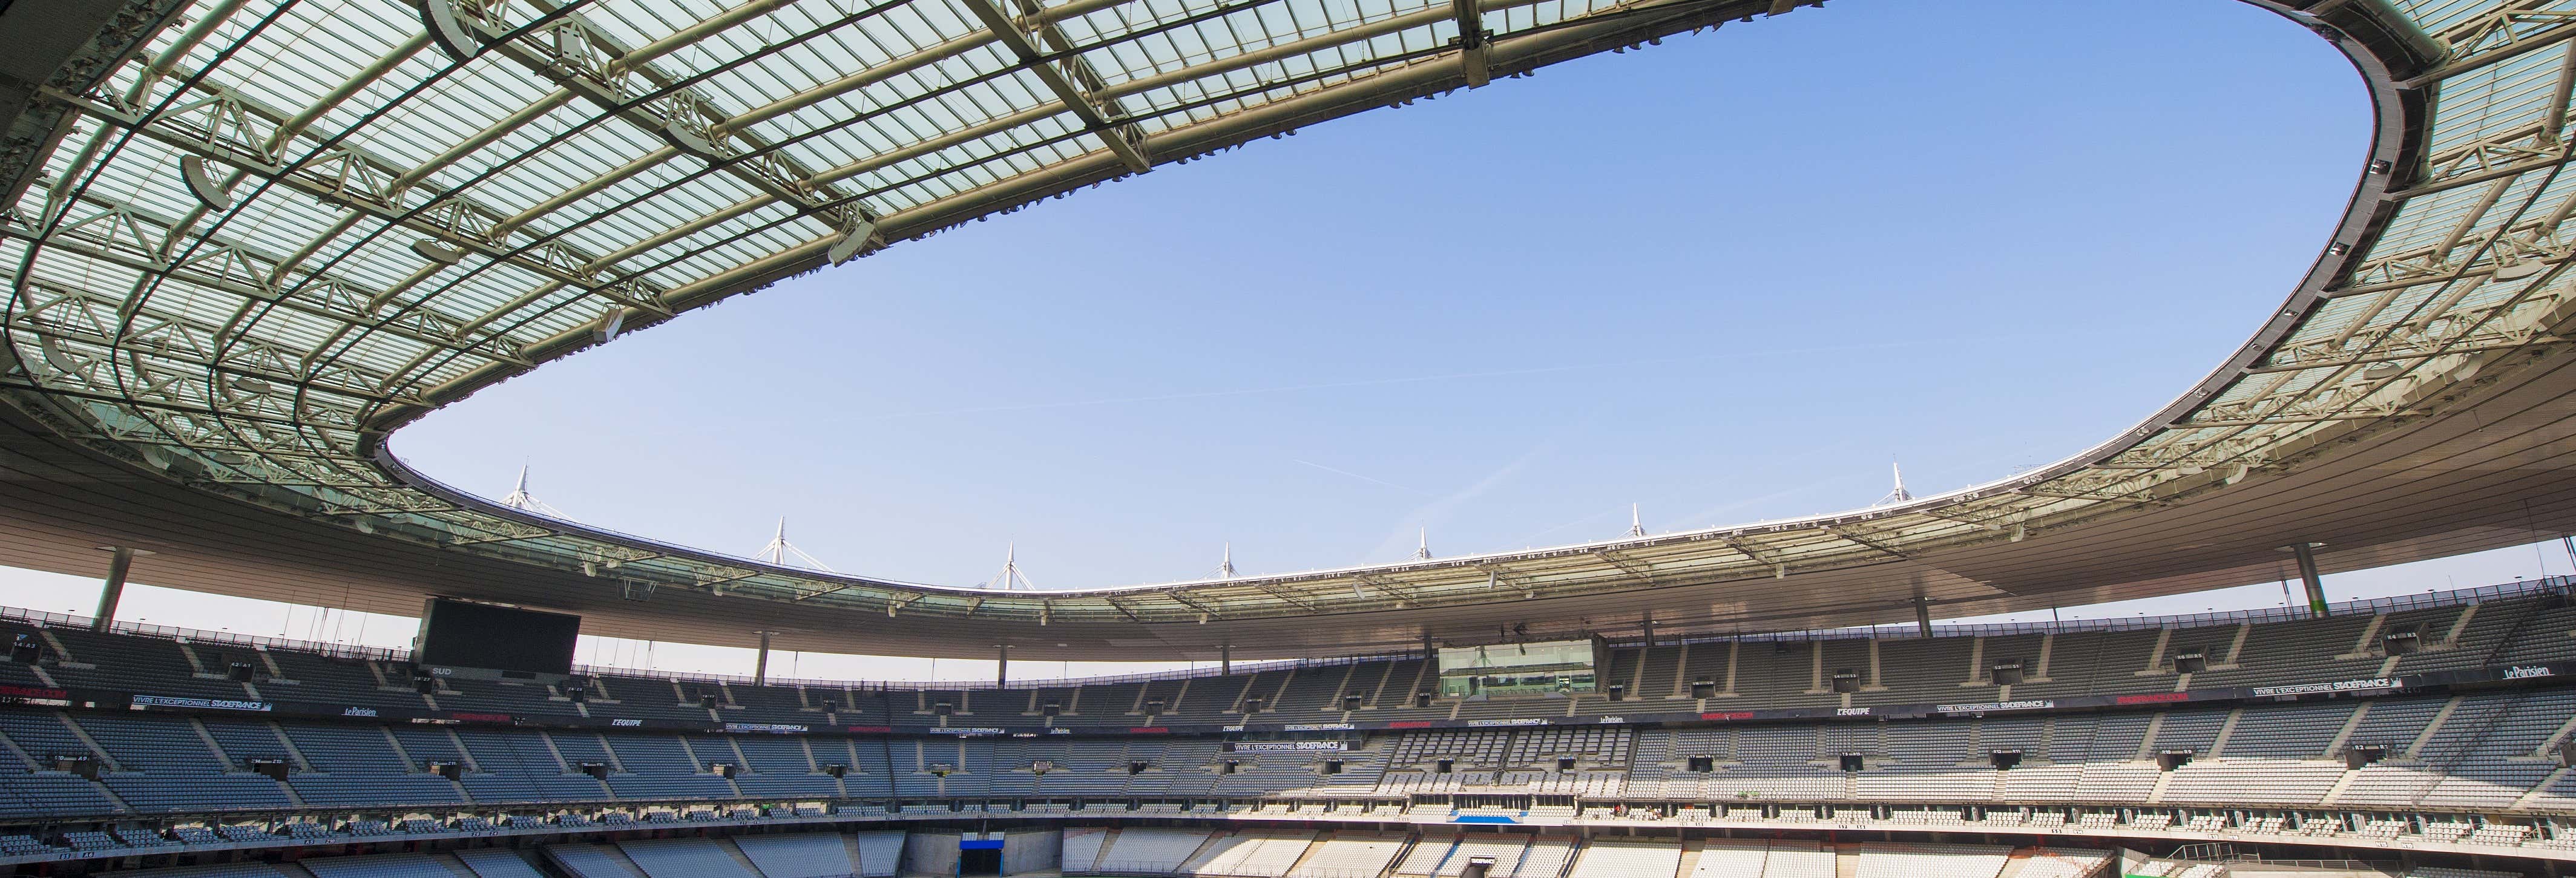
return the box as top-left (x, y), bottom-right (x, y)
top-left (5, 585), bottom-right (2572, 736)
top-left (3, 683), bottom-right (2573, 816)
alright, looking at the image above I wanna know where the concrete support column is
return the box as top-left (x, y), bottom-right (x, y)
top-left (1915, 598), bottom-right (1933, 638)
top-left (997, 644), bottom-right (1010, 689)
top-left (92, 547), bottom-right (135, 633)
top-left (2291, 542), bottom-right (2330, 617)
top-left (753, 631), bottom-right (774, 686)
top-left (1218, 644), bottom-right (1229, 677)
top-left (1641, 612), bottom-right (1655, 647)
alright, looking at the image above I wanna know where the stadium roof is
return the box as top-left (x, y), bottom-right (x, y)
top-left (5, 0), bottom-right (2576, 660)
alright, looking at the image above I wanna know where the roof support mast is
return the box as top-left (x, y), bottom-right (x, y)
top-left (754, 520), bottom-right (834, 571)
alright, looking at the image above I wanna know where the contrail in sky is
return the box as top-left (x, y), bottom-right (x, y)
top-left (855, 336), bottom-right (2038, 421)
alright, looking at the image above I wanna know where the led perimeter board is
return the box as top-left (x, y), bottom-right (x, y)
top-left (1436, 637), bottom-right (1605, 698)
top-left (414, 598), bottom-right (581, 676)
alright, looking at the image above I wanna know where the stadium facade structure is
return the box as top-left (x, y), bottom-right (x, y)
top-left (0, 0), bottom-right (2572, 660)
top-left (1, 578), bottom-right (2575, 873)
top-left (13, 0), bottom-right (2576, 871)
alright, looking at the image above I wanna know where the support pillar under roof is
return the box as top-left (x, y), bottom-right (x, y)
top-left (997, 644), bottom-right (1009, 689)
top-left (92, 547), bottom-right (136, 634)
top-left (753, 630), bottom-right (773, 686)
top-left (2290, 542), bottom-right (2330, 617)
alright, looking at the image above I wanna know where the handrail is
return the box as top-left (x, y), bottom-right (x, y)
top-left (4, 575), bottom-right (2568, 691)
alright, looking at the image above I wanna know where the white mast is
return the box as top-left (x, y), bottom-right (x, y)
top-left (1217, 543), bottom-right (1236, 579)
top-left (1628, 503), bottom-right (1646, 537)
top-left (499, 464), bottom-right (572, 520)
top-left (985, 544), bottom-right (1037, 590)
top-left (754, 518), bottom-right (835, 571)
top-left (1875, 462), bottom-right (1914, 506)
top-left (1413, 528), bottom-right (1432, 560)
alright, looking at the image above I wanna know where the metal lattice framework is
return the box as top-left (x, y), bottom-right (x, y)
top-left (2, 0), bottom-right (2574, 647)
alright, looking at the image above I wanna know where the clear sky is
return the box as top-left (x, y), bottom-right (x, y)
top-left (7, 0), bottom-right (2568, 681)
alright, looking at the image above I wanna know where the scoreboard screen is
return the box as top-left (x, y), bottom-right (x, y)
top-left (1436, 637), bottom-right (1603, 698)
top-left (414, 598), bottom-right (580, 675)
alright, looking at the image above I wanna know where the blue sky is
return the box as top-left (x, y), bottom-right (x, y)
top-left (7, 0), bottom-right (2568, 679)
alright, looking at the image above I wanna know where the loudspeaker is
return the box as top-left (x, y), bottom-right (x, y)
top-left (2382, 627), bottom-right (2422, 656)
top-left (1990, 660), bottom-right (2023, 686)
top-left (51, 755), bottom-right (95, 779)
top-left (2173, 650), bottom-right (2207, 673)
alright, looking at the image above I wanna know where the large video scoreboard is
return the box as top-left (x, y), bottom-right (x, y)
top-left (1435, 637), bottom-right (1605, 698)
top-left (415, 597), bottom-right (580, 677)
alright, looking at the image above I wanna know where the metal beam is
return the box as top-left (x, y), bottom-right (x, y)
top-left (954, 0), bottom-right (1150, 172)
top-left (1453, 0), bottom-right (1493, 87)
